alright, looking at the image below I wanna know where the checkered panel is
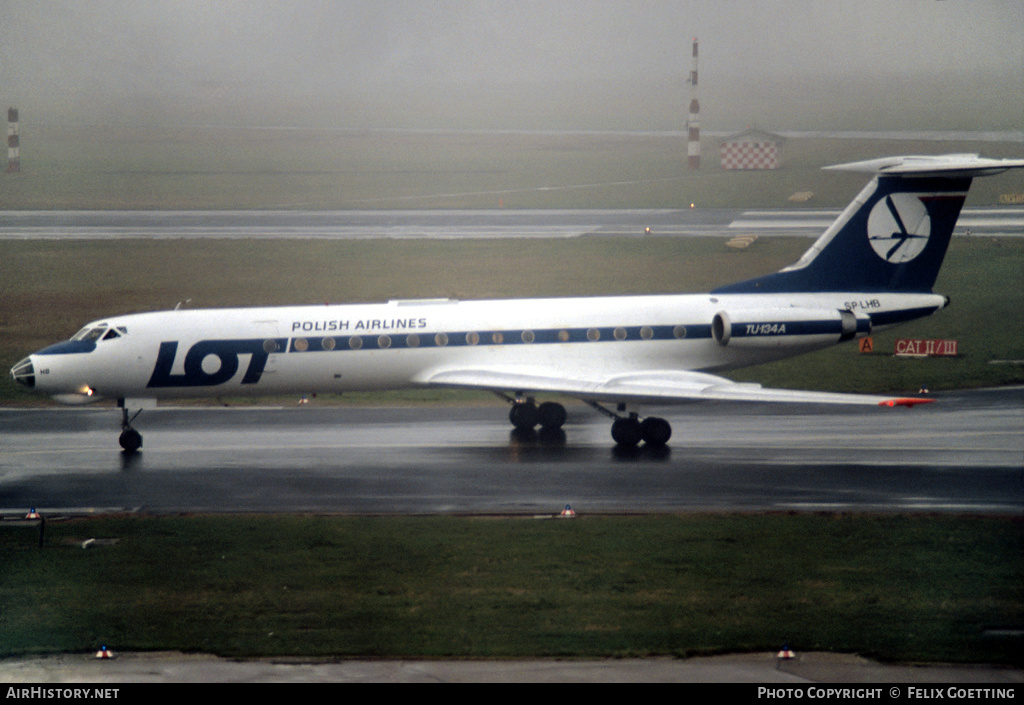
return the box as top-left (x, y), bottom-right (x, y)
top-left (720, 141), bottom-right (779, 170)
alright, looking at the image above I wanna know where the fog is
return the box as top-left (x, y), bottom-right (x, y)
top-left (1, 0), bottom-right (1022, 131)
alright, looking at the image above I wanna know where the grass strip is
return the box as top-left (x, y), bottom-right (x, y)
top-left (1, 513), bottom-right (1020, 663)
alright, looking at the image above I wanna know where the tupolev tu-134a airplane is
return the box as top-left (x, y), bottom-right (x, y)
top-left (11, 154), bottom-right (1024, 452)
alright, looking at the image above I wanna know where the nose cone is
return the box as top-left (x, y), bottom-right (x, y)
top-left (10, 356), bottom-right (35, 389)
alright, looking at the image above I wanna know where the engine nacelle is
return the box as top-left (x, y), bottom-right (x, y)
top-left (712, 308), bottom-right (870, 348)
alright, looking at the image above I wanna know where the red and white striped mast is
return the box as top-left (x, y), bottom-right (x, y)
top-left (7, 108), bottom-right (19, 174)
top-left (687, 38), bottom-right (700, 170)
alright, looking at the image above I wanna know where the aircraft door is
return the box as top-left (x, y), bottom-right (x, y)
top-left (254, 320), bottom-right (283, 385)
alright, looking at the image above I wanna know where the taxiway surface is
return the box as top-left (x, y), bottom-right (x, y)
top-left (1, 207), bottom-right (1021, 240)
top-left (2, 387), bottom-right (1020, 516)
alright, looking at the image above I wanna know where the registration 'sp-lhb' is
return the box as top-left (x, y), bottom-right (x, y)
top-left (11, 154), bottom-right (1024, 451)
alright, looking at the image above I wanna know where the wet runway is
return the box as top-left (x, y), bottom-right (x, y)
top-left (1, 387), bottom-right (1020, 516)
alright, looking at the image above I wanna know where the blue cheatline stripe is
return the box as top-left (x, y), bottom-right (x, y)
top-left (282, 312), bottom-right (902, 354)
top-left (287, 324), bottom-right (714, 353)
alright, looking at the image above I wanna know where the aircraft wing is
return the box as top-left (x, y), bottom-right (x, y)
top-left (421, 368), bottom-right (932, 407)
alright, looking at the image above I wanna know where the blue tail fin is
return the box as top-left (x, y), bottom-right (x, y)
top-left (713, 154), bottom-right (1024, 295)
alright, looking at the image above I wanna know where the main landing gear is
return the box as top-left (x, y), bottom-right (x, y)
top-left (118, 399), bottom-right (144, 453)
top-left (590, 401), bottom-right (672, 448)
top-left (610, 413), bottom-right (672, 447)
top-left (508, 398), bottom-right (568, 432)
top-left (503, 395), bottom-right (671, 448)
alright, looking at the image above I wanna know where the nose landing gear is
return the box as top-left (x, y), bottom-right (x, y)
top-left (118, 400), bottom-right (143, 453)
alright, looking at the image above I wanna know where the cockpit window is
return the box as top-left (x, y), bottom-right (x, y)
top-left (70, 324), bottom-right (126, 342)
top-left (72, 325), bottom-right (108, 342)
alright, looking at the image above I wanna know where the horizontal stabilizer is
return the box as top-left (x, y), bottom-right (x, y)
top-left (825, 154), bottom-right (1024, 178)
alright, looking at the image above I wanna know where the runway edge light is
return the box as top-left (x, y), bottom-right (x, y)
top-left (560, 504), bottom-right (576, 519)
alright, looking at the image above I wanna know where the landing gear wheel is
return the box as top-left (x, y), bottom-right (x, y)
top-left (640, 417), bottom-right (672, 446)
top-left (611, 415), bottom-right (643, 447)
top-left (509, 401), bottom-right (540, 431)
top-left (119, 427), bottom-right (142, 453)
top-left (537, 401), bottom-right (567, 429)
top-left (118, 401), bottom-right (144, 453)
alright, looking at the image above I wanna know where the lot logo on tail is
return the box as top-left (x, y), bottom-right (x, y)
top-left (867, 193), bottom-right (931, 263)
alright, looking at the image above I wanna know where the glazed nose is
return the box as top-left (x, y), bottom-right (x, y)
top-left (10, 356), bottom-right (35, 389)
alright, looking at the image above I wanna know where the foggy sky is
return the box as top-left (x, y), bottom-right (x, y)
top-left (1, 0), bottom-right (1022, 129)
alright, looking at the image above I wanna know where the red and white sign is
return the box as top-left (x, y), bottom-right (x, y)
top-left (895, 339), bottom-right (958, 357)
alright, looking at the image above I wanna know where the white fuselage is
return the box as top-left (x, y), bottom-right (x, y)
top-left (26, 290), bottom-right (944, 404)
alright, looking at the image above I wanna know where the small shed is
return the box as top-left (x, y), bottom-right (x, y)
top-left (719, 128), bottom-right (785, 170)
